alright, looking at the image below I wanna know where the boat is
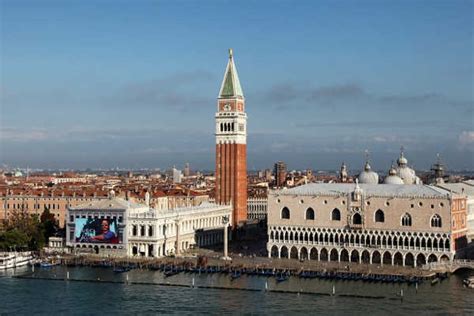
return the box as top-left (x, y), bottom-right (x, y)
top-left (463, 277), bottom-right (474, 288)
top-left (276, 272), bottom-right (289, 283)
top-left (0, 252), bottom-right (34, 269)
top-left (276, 275), bottom-right (289, 283)
top-left (163, 267), bottom-right (180, 277)
top-left (230, 270), bottom-right (242, 280)
top-left (113, 266), bottom-right (131, 273)
top-left (40, 261), bottom-right (59, 268)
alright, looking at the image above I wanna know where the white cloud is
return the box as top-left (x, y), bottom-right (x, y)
top-left (0, 128), bottom-right (49, 142)
top-left (458, 131), bottom-right (474, 149)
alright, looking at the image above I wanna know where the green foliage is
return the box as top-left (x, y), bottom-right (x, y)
top-left (0, 229), bottom-right (30, 250)
top-left (0, 207), bottom-right (59, 251)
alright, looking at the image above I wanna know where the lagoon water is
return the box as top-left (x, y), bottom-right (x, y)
top-left (1, 266), bottom-right (473, 315)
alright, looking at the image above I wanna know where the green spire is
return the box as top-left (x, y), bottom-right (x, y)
top-left (218, 48), bottom-right (244, 98)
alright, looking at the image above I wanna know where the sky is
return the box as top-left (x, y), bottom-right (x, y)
top-left (1, 0), bottom-right (473, 171)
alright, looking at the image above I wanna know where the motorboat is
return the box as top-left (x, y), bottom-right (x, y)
top-left (40, 262), bottom-right (57, 268)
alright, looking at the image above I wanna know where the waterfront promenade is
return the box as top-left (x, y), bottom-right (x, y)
top-left (54, 251), bottom-right (436, 279)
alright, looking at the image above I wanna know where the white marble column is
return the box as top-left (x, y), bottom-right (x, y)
top-left (175, 219), bottom-right (181, 256)
top-left (221, 216), bottom-right (231, 260)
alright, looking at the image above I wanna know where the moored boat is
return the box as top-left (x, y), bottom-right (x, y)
top-left (230, 270), bottom-right (242, 280)
top-left (113, 266), bottom-right (131, 273)
top-left (40, 261), bottom-right (59, 268)
top-left (463, 277), bottom-right (474, 288)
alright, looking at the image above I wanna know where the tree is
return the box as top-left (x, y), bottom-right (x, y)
top-left (40, 206), bottom-right (59, 243)
top-left (0, 229), bottom-right (30, 251)
top-left (1, 206), bottom-right (61, 251)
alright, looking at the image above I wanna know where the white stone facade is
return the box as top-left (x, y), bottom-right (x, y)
top-left (127, 203), bottom-right (232, 257)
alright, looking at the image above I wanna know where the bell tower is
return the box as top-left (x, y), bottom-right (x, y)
top-left (215, 49), bottom-right (247, 227)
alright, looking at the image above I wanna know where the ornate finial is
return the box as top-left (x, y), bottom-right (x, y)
top-left (229, 48), bottom-right (233, 59)
top-left (364, 149), bottom-right (370, 162)
top-left (400, 145), bottom-right (405, 156)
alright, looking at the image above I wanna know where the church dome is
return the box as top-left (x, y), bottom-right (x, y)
top-left (397, 151), bottom-right (408, 166)
top-left (397, 166), bottom-right (416, 184)
top-left (394, 149), bottom-right (421, 184)
top-left (358, 161), bottom-right (379, 184)
top-left (384, 165), bottom-right (404, 184)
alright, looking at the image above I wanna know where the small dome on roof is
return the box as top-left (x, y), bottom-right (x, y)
top-left (397, 152), bottom-right (408, 166)
top-left (384, 165), bottom-right (404, 184)
top-left (358, 161), bottom-right (379, 184)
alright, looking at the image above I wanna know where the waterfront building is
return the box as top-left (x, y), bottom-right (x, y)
top-left (127, 202), bottom-right (232, 257)
top-left (267, 182), bottom-right (468, 266)
top-left (66, 194), bottom-right (142, 256)
top-left (215, 49), bottom-right (248, 227)
top-left (66, 193), bottom-right (232, 257)
top-left (44, 236), bottom-right (68, 254)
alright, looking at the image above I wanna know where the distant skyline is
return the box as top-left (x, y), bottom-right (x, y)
top-left (1, 0), bottom-right (473, 171)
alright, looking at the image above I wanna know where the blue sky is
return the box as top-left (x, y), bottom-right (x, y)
top-left (1, 0), bottom-right (473, 171)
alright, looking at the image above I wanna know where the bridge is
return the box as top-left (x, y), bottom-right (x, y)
top-left (422, 259), bottom-right (474, 272)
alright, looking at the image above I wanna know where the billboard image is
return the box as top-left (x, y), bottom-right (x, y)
top-left (75, 218), bottom-right (120, 243)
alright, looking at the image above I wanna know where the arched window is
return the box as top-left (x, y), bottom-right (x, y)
top-left (140, 225), bottom-right (146, 236)
top-left (148, 225), bottom-right (153, 237)
top-left (220, 123), bottom-right (223, 132)
top-left (401, 213), bottom-right (412, 226)
top-left (353, 213), bottom-right (362, 225)
top-left (306, 208), bottom-right (315, 220)
top-left (281, 207), bottom-right (290, 219)
top-left (132, 225), bottom-right (137, 236)
top-left (332, 208), bottom-right (341, 221)
top-left (375, 209), bottom-right (385, 223)
top-left (431, 214), bottom-right (442, 228)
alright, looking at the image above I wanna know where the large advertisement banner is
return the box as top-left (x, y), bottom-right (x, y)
top-left (75, 218), bottom-right (120, 244)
